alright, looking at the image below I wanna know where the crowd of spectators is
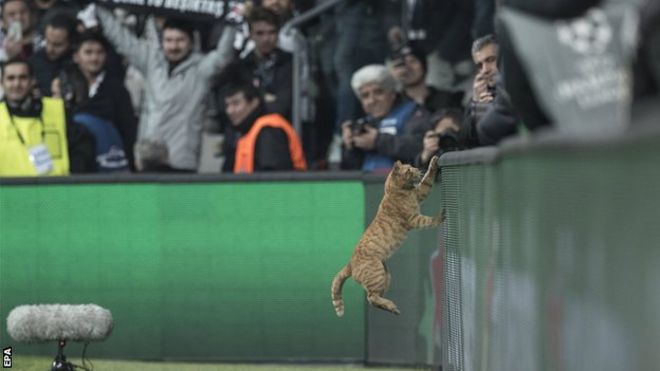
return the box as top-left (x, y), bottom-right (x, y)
top-left (0, 0), bottom-right (658, 177)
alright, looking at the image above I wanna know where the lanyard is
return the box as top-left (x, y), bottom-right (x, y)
top-left (7, 113), bottom-right (46, 146)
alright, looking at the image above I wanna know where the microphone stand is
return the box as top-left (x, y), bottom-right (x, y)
top-left (51, 340), bottom-right (74, 371)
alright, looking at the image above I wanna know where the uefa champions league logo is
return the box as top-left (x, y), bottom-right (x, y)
top-left (557, 9), bottom-right (613, 55)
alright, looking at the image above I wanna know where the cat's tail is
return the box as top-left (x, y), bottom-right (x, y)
top-left (331, 264), bottom-right (352, 317)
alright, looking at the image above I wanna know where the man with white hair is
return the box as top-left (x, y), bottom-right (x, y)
top-left (340, 64), bottom-right (428, 172)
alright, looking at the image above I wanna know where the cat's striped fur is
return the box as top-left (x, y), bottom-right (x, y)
top-left (331, 156), bottom-right (445, 316)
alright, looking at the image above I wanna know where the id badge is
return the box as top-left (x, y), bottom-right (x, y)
top-left (27, 144), bottom-right (54, 175)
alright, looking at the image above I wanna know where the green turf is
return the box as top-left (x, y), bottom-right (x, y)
top-left (10, 356), bottom-right (428, 371)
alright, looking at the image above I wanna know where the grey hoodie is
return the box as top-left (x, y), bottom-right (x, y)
top-left (97, 7), bottom-right (235, 170)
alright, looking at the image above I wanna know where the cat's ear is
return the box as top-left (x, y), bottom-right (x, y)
top-left (393, 161), bottom-right (402, 169)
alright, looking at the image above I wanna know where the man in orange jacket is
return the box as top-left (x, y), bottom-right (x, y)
top-left (224, 82), bottom-right (306, 173)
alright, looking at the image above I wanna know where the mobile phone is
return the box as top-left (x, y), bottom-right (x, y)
top-left (7, 20), bottom-right (22, 41)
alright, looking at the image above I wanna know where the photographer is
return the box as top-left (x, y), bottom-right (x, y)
top-left (340, 64), bottom-right (427, 172)
top-left (415, 109), bottom-right (463, 169)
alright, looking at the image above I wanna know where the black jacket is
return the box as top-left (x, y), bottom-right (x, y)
top-left (239, 48), bottom-right (293, 121)
top-left (227, 105), bottom-right (295, 172)
top-left (421, 86), bottom-right (464, 115)
top-left (429, 0), bottom-right (474, 63)
top-left (59, 66), bottom-right (138, 169)
top-left (252, 127), bottom-right (294, 171)
top-left (29, 49), bottom-right (72, 97)
top-left (476, 78), bottom-right (520, 146)
top-left (75, 75), bottom-right (138, 168)
top-left (462, 76), bottom-right (520, 147)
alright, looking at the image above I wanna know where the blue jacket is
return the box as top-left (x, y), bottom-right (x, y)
top-left (362, 100), bottom-right (418, 171)
top-left (341, 98), bottom-right (430, 171)
top-left (74, 113), bottom-right (129, 172)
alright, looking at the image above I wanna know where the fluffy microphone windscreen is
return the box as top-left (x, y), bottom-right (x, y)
top-left (7, 304), bottom-right (113, 343)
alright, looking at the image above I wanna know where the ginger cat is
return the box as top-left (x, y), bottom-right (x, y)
top-left (331, 156), bottom-right (445, 316)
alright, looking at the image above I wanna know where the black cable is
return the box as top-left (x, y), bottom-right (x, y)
top-left (71, 342), bottom-right (93, 371)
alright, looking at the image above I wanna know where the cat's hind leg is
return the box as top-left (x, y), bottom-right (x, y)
top-left (354, 260), bottom-right (400, 315)
top-left (367, 293), bottom-right (401, 315)
top-left (383, 262), bottom-right (391, 292)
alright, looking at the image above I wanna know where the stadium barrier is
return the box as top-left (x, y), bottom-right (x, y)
top-left (9, 119), bottom-right (658, 369)
top-left (439, 125), bottom-right (660, 371)
top-left (0, 172), bottom-right (442, 367)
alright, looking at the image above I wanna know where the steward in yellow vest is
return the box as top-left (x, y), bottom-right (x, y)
top-left (224, 83), bottom-right (306, 173)
top-left (0, 58), bottom-right (96, 177)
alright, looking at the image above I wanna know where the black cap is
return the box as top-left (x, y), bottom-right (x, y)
top-left (389, 45), bottom-right (427, 72)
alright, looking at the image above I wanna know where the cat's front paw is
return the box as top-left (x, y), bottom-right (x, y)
top-left (429, 155), bottom-right (440, 169)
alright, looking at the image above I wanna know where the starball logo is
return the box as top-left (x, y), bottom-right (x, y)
top-left (557, 9), bottom-right (613, 55)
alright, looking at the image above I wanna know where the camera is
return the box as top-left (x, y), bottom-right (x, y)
top-left (438, 131), bottom-right (461, 152)
top-left (429, 130), bottom-right (461, 153)
top-left (486, 83), bottom-right (497, 98)
top-left (348, 117), bottom-right (375, 134)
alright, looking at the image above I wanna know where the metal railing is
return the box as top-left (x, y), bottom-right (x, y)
top-left (438, 117), bottom-right (660, 371)
top-left (281, 0), bottom-right (345, 135)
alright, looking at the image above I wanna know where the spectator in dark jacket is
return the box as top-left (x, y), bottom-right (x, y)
top-left (475, 74), bottom-right (520, 146)
top-left (462, 34), bottom-right (520, 146)
top-left (28, 11), bottom-right (77, 96)
top-left (52, 32), bottom-right (137, 171)
top-left (238, 7), bottom-right (293, 120)
top-left (463, 34), bottom-right (499, 147)
top-left (333, 0), bottom-right (397, 125)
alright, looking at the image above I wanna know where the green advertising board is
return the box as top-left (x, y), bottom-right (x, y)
top-left (0, 181), bottom-right (366, 361)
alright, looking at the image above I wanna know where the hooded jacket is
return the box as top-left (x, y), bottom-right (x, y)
top-left (97, 7), bottom-right (235, 170)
